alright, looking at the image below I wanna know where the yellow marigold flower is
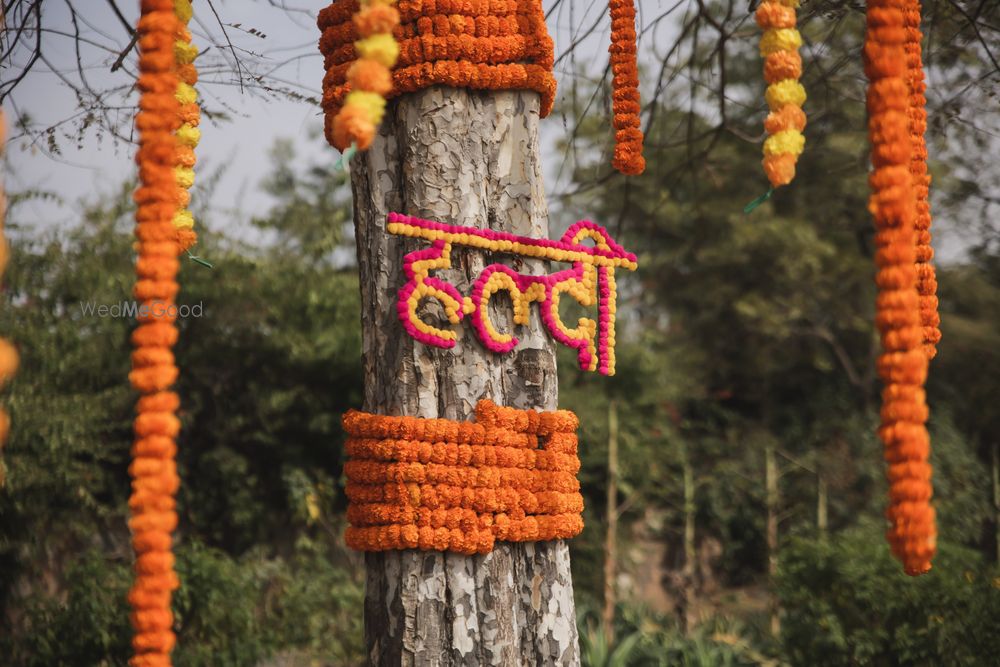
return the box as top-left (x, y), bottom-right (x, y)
top-left (177, 124), bottom-right (200, 147)
top-left (174, 0), bottom-right (193, 23)
top-left (173, 210), bottom-right (195, 230)
top-left (345, 91), bottom-right (388, 125)
top-left (175, 83), bottom-right (197, 105)
top-left (760, 28), bottom-right (802, 57)
top-left (766, 80), bottom-right (806, 110)
top-left (763, 129), bottom-right (805, 157)
top-left (174, 167), bottom-right (195, 189)
top-left (175, 41), bottom-right (198, 64)
top-left (355, 34), bottom-right (400, 68)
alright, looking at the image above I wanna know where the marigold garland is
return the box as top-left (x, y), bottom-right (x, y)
top-left (903, 0), bottom-right (940, 358)
top-left (318, 0), bottom-right (645, 174)
top-left (329, 0), bottom-right (401, 150)
top-left (608, 0), bottom-right (645, 175)
top-left (865, 0), bottom-right (935, 576)
top-left (128, 1), bottom-right (185, 663)
top-left (343, 400), bottom-right (584, 553)
top-left (756, 0), bottom-right (806, 188)
top-left (0, 108), bottom-right (19, 488)
top-left (171, 0), bottom-right (200, 253)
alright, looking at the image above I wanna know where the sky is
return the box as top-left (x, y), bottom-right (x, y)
top-left (0, 1), bottom-right (978, 261)
top-left (3, 0), bottom-right (640, 240)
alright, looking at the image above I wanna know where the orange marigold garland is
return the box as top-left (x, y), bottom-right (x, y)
top-left (608, 0), bottom-right (645, 175)
top-left (0, 108), bottom-right (19, 488)
top-left (865, 0), bottom-right (935, 576)
top-left (128, 0), bottom-right (185, 663)
top-left (318, 0), bottom-right (645, 174)
top-left (342, 400), bottom-right (584, 554)
top-left (903, 0), bottom-right (940, 359)
top-left (756, 0), bottom-right (806, 188)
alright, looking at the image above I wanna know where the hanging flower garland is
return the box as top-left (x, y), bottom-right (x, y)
top-left (865, 0), bottom-right (935, 576)
top-left (0, 109), bottom-right (19, 488)
top-left (903, 0), bottom-right (940, 359)
top-left (172, 0), bottom-right (200, 253)
top-left (342, 400), bottom-right (584, 553)
top-left (756, 0), bottom-right (806, 188)
top-left (128, 0), bottom-right (185, 663)
top-left (609, 0), bottom-right (645, 175)
top-left (330, 0), bottom-right (401, 151)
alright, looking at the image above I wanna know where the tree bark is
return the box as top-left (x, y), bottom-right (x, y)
top-left (349, 86), bottom-right (580, 666)
top-left (602, 398), bottom-right (619, 645)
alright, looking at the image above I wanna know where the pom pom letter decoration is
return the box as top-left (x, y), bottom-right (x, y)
top-left (343, 400), bottom-right (584, 553)
top-left (387, 213), bottom-right (637, 376)
top-left (756, 0), bottom-right (806, 188)
top-left (865, 0), bottom-right (937, 576)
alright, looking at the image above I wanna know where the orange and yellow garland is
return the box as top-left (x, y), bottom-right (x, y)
top-left (171, 0), bottom-right (200, 253)
top-left (127, 0), bottom-right (184, 663)
top-left (865, 0), bottom-right (936, 576)
top-left (330, 0), bottom-right (400, 151)
top-left (343, 400), bottom-right (584, 553)
top-left (756, 0), bottom-right (806, 188)
top-left (318, 0), bottom-right (645, 175)
top-left (0, 108), bottom-right (19, 487)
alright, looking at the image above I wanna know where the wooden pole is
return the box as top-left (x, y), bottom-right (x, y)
top-left (602, 399), bottom-right (619, 645)
top-left (350, 87), bottom-right (580, 665)
top-left (765, 444), bottom-right (780, 637)
top-left (817, 476), bottom-right (828, 539)
top-left (993, 442), bottom-right (1000, 563)
top-left (681, 442), bottom-right (696, 632)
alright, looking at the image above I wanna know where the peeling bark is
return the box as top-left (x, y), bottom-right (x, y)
top-left (349, 87), bottom-right (580, 666)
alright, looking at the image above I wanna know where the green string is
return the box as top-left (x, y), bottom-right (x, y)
top-left (186, 250), bottom-right (214, 269)
top-left (335, 142), bottom-right (358, 171)
top-left (743, 187), bottom-right (774, 215)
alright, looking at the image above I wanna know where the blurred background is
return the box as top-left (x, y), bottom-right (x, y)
top-left (2, 0), bottom-right (999, 664)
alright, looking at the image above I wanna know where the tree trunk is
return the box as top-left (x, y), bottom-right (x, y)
top-left (765, 444), bottom-right (780, 637)
top-left (602, 398), bottom-right (619, 645)
top-left (817, 476), bottom-right (828, 539)
top-left (349, 87), bottom-right (580, 666)
top-left (993, 442), bottom-right (999, 563)
top-left (681, 443), bottom-right (697, 632)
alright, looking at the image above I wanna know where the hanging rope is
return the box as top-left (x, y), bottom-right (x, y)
top-left (127, 0), bottom-right (185, 663)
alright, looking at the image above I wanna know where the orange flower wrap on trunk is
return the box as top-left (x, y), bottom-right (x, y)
top-left (865, 0), bottom-right (937, 576)
top-left (342, 400), bottom-right (584, 553)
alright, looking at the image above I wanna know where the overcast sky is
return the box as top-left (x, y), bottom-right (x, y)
top-left (1, 1), bottom-right (977, 261)
top-left (4, 0), bottom-right (644, 240)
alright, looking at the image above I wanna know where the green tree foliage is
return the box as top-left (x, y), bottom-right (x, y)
top-left (0, 148), bottom-right (365, 663)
